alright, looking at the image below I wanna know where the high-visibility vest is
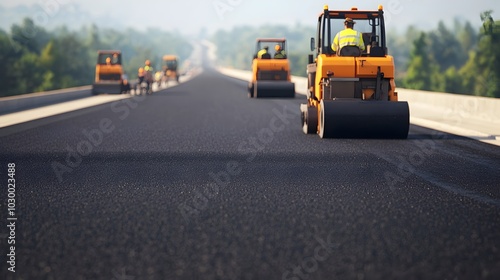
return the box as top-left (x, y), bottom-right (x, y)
top-left (332, 29), bottom-right (365, 52)
top-left (257, 49), bottom-right (268, 58)
top-left (144, 66), bottom-right (153, 81)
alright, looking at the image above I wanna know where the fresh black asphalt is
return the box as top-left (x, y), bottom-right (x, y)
top-left (1, 67), bottom-right (500, 279)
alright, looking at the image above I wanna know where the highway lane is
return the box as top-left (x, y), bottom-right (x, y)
top-left (1, 67), bottom-right (500, 279)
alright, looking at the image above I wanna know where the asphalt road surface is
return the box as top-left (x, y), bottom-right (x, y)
top-left (1, 66), bottom-right (500, 280)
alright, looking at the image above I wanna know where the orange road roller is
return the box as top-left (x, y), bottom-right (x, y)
top-left (92, 50), bottom-right (129, 95)
top-left (248, 38), bottom-right (295, 98)
top-left (300, 5), bottom-right (409, 138)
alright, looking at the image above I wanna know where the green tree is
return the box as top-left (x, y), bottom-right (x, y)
top-left (0, 30), bottom-right (24, 96)
top-left (51, 32), bottom-right (93, 88)
top-left (478, 11), bottom-right (500, 97)
top-left (460, 10), bottom-right (500, 97)
top-left (36, 41), bottom-right (56, 91)
top-left (3, 17), bottom-right (194, 96)
top-left (428, 21), bottom-right (465, 71)
top-left (458, 51), bottom-right (476, 94)
top-left (388, 25), bottom-right (420, 77)
top-left (458, 21), bottom-right (478, 52)
top-left (403, 33), bottom-right (440, 91)
top-left (13, 52), bottom-right (44, 94)
top-left (10, 18), bottom-right (50, 54)
top-left (442, 66), bottom-right (464, 94)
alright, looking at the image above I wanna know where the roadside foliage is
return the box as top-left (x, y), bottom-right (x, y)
top-left (0, 18), bottom-right (192, 97)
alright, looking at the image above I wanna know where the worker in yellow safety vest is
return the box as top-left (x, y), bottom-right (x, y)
top-left (257, 46), bottom-right (269, 59)
top-left (138, 67), bottom-right (145, 83)
top-left (144, 60), bottom-right (154, 73)
top-left (332, 18), bottom-right (365, 54)
top-left (143, 60), bottom-right (154, 93)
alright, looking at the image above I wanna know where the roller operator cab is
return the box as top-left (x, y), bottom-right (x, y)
top-left (162, 55), bottom-right (180, 82)
top-left (92, 50), bottom-right (129, 95)
top-left (248, 38), bottom-right (295, 98)
top-left (300, 5), bottom-right (410, 138)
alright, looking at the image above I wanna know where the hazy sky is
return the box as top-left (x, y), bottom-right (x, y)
top-left (2, 0), bottom-right (499, 34)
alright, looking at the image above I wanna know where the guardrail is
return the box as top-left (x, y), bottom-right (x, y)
top-left (219, 67), bottom-right (500, 146)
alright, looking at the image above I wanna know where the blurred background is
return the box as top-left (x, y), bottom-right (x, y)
top-left (1, 0), bottom-right (499, 97)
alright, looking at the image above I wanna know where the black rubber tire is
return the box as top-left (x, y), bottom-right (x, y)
top-left (302, 106), bottom-right (318, 134)
top-left (319, 100), bottom-right (333, 138)
top-left (248, 83), bottom-right (254, 98)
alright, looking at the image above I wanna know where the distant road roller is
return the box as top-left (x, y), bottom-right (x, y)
top-left (92, 50), bottom-right (129, 95)
top-left (300, 5), bottom-right (409, 138)
top-left (162, 55), bottom-right (179, 83)
top-left (248, 38), bottom-right (295, 98)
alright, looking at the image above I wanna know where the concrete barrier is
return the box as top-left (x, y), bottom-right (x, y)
top-left (0, 76), bottom-right (180, 116)
top-left (398, 89), bottom-right (500, 124)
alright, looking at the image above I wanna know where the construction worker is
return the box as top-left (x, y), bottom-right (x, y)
top-left (144, 60), bottom-right (153, 72)
top-left (105, 57), bottom-right (112, 65)
top-left (138, 67), bottom-right (145, 83)
top-left (274, 44), bottom-right (286, 59)
top-left (121, 73), bottom-right (130, 93)
top-left (257, 46), bottom-right (269, 59)
top-left (332, 18), bottom-right (365, 54)
top-left (144, 60), bottom-right (154, 93)
top-left (112, 53), bottom-right (119, 64)
top-left (136, 67), bottom-right (145, 94)
top-left (155, 71), bottom-right (162, 87)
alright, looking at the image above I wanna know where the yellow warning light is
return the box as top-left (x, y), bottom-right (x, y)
top-left (351, 7), bottom-right (358, 11)
top-left (378, 5), bottom-right (384, 10)
top-left (323, 5), bottom-right (328, 10)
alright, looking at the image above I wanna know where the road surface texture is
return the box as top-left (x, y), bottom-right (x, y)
top-left (1, 66), bottom-right (500, 280)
